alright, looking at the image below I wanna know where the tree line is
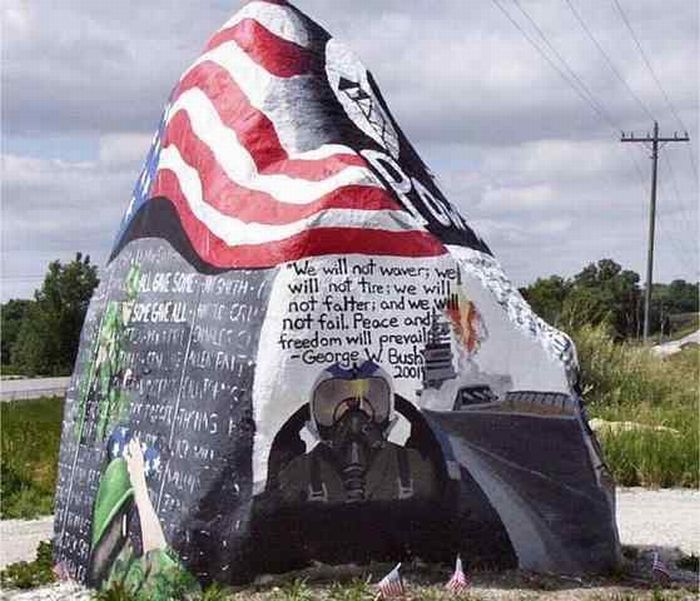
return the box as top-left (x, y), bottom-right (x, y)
top-left (520, 258), bottom-right (698, 340)
top-left (1, 255), bottom-right (697, 376)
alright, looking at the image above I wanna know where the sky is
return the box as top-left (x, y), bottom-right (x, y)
top-left (2, 0), bottom-right (698, 301)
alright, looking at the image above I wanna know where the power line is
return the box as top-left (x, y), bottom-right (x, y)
top-left (486, 0), bottom-right (617, 129)
top-left (562, 0), bottom-right (655, 123)
top-left (483, 0), bottom-right (698, 298)
top-left (656, 171), bottom-right (699, 276)
top-left (610, 0), bottom-right (698, 177)
top-left (621, 122), bottom-right (690, 340)
top-left (510, 0), bottom-right (621, 129)
top-left (564, 0), bottom-right (696, 225)
top-left (663, 153), bottom-right (696, 224)
top-left (507, 0), bottom-right (698, 280)
top-left (660, 152), bottom-right (700, 260)
top-left (611, 0), bottom-right (686, 130)
top-left (625, 147), bottom-right (695, 283)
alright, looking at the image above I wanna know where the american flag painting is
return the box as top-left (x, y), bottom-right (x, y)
top-left (113, 0), bottom-right (466, 269)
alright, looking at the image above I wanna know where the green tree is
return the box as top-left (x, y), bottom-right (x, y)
top-left (522, 259), bottom-right (642, 339)
top-left (1, 299), bottom-right (33, 367)
top-left (11, 254), bottom-right (99, 376)
top-left (520, 275), bottom-right (570, 325)
top-left (554, 259), bottom-right (639, 338)
top-left (649, 279), bottom-right (699, 338)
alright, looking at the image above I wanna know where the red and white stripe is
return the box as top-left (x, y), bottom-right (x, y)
top-left (376, 563), bottom-right (405, 598)
top-left (149, 0), bottom-right (444, 268)
top-left (445, 556), bottom-right (471, 594)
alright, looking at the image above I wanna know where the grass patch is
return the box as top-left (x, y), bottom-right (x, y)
top-left (0, 540), bottom-right (56, 589)
top-left (273, 578), bottom-right (314, 601)
top-left (573, 326), bottom-right (698, 488)
top-left (1, 396), bottom-right (64, 518)
top-left (327, 578), bottom-right (374, 601)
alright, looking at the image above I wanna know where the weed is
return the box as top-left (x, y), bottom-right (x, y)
top-left (411, 586), bottom-right (482, 600)
top-left (273, 577), bottom-right (314, 601)
top-left (1, 396), bottom-right (63, 518)
top-left (328, 577), bottom-right (374, 601)
top-left (91, 582), bottom-right (139, 601)
top-left (201, 581), bottom-right (232, 601)
top-left (2, 484), bottom-right (54, 519)
top-left (0, 540), bottom-right (56, 589)
top-left (91, 576), bottom-right (214, 601)
top-left (574, 327), bottom-right (698, 488)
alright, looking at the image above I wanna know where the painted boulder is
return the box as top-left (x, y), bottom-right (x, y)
top-left (53, 0), bottom-right (620, 593)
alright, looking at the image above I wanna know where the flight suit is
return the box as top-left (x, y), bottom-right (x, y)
top-left (278, 442), bottom-right (438, 505)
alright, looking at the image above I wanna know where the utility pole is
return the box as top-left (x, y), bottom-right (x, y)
top-left (621, 121), bottom-right (689, 342)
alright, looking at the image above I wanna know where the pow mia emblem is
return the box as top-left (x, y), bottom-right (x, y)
top-left (325, 38), bottom-right (400, 159)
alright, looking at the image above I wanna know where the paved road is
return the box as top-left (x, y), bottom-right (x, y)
top-left (0, 377), bottom-right (70, 401)
top-left (652, 329), bottom-right (700, 357)
top-left (1, 488), bottom-right (697, 570)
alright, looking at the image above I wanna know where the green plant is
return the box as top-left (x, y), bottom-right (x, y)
top-left (574, 327), bottom-right (698, 488)
top-left (328, 577), bottom-right (374, 601)
top-left (0, 540), bottom-right (56, 589)
top-left (200, 582), bottom-right (232, 601)
top-left (1, 484), bottom-right (54, 519)
top-left (91, 582), bottom-right (140, 601)
top-left (650, 591), bottom-right (686, 601)
top-left (273, 578), bottom-right (314, 601)
top-left (0, 396), bottom-right (63, 518)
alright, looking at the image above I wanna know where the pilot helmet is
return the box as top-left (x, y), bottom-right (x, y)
top-left (310, 361), bottom-right (393, 440)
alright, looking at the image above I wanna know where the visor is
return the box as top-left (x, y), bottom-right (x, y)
top-left (312, 377), bottom-right (391, 427)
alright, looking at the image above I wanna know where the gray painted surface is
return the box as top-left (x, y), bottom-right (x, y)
top-left (426, 409), bottom-right (620, 573)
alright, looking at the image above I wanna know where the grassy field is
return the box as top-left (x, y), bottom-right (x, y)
top-left (574, 326), bottom-right (698, 488)
top-left (0, 396), bottom-right (63, 519)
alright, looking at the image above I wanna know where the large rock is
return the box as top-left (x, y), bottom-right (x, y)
top-left (53, 0), bottom-right (619, 591)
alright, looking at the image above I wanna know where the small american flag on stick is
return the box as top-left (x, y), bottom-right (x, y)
top-left (445, 555), bottom-right (471, 594)
top-left (376, 562), bottom-right (405, 598)
top-left (651, 552), bottom-right (671, 584)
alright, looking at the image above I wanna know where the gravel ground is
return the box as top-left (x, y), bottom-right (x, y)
top-left (1, 488), bottom-right (698, 600)
top-left (616, 488), bottom-right (700, 555)
top-left (0, 518), bottom-right (54, 568)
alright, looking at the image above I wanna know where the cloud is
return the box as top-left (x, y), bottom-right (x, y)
top-left (99, 133), bottom-right (153, 165)
top-left (1, 0), bottom-right (697, 300)
top-left (1, 152), bottom-right (134, 298)
top-left (2, 0), bottom-right (228, 135)
top-left (482, 184), bottom-right (556, 212)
